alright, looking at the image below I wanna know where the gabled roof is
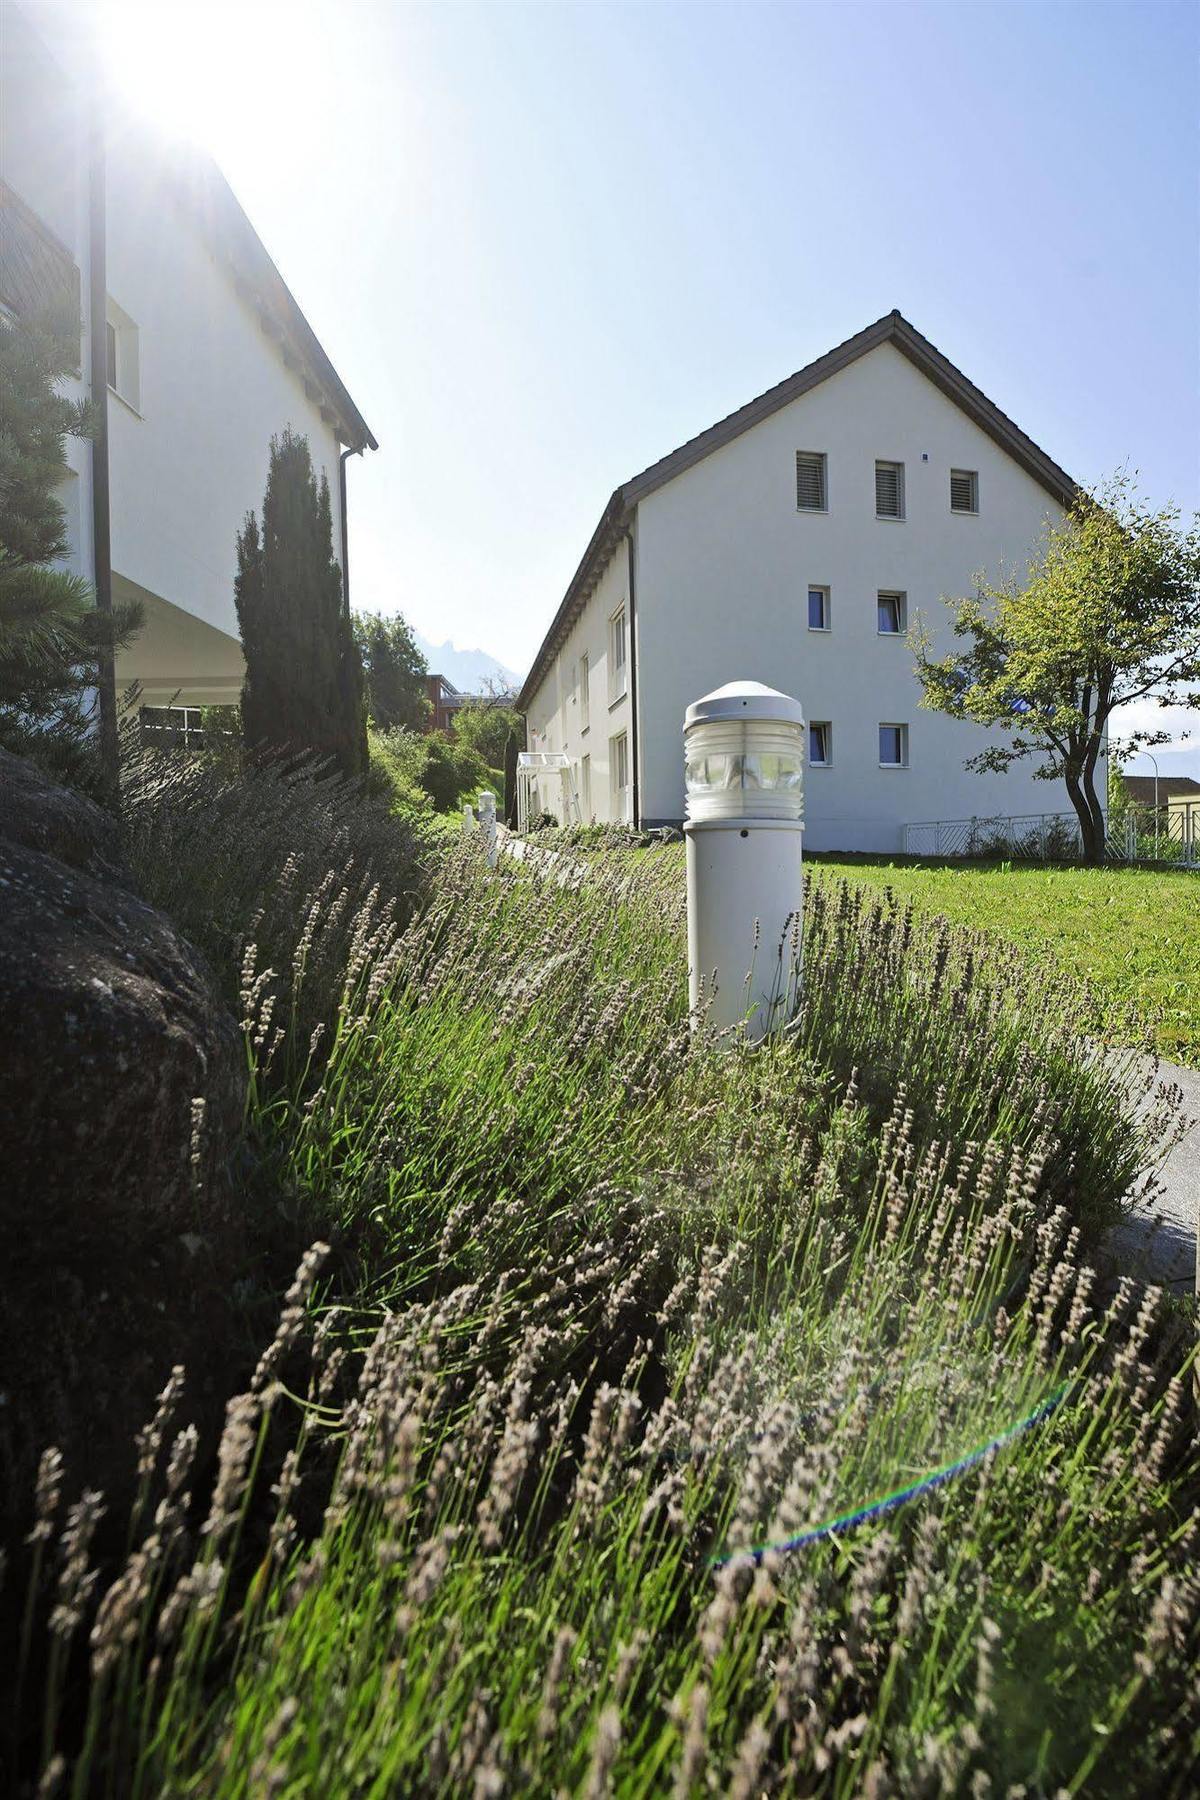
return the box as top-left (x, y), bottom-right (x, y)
top-left (518, 309), bottom-right (1078, 710)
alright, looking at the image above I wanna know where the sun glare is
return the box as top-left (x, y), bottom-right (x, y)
top-left (93, 0), bottom-right (324, 166)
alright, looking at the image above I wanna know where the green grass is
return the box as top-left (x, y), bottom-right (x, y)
top-left (809, 856), bottom-right (1200, 1067)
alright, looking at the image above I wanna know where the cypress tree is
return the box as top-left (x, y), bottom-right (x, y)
top-left (235, 428), bottom-right (368, 778)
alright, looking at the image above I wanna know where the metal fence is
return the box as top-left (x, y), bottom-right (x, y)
top-left (902, 807), bottom-right (1199, 867)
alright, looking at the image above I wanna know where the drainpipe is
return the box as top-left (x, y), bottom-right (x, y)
top-left (622, 522), bottom-right (641, 827)
top-left (339, 444), bottom-right (362, 618)
top-left (88, 90), bottom-right (119, 800)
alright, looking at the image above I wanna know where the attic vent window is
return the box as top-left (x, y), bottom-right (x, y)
top-left (951, 469), bottom-right (979, 513)
top-left (796, 451), bottom-right (827, 512)
top-left (875, 460), bottom-right (904, 519)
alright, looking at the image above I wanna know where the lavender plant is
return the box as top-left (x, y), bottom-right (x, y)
top-left (5, 837), bottom-right (1196, 1794)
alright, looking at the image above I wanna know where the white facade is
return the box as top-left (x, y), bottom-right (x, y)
top-left (521, 317), bottom-right (1092, 852)
top-left (1, 5), bottom-right (374, 710)
top-left (525, 540), bottom-right (635, 825)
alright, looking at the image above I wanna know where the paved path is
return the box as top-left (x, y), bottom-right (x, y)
top-left (1104, 1056), bottom-right (1198, 1293)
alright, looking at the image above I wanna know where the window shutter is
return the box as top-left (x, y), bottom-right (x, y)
top-left (875, 461), bottom-right (903, 517)
top-left (796, 452), bottom-right (826, 511)
top-left (951, 470), bottom-right (977, 512)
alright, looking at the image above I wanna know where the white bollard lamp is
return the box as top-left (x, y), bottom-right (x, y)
top-left (684, 680), bottom-right (805, 1042)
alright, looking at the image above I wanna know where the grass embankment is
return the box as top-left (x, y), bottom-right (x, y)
top-left (810, 856), bottom-right (1200, 1068)
top-left (6, 829), bottom-right (1198, 1795)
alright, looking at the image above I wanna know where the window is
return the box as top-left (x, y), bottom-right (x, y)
top-left (877, 590), bottom-right (907, 635)
top-left (875, 460), bottom-right (904, 519)
top-left (140, 705), bottom-right (206, 752)
top-left (951, 469), bottom-right (979, 513)
top-left (879, 723), bottom-right (909, 767)
top-left (808, 721), bottom-right (832, 766)
top-left (796, 451), bottom-right (827, 512)
top-left (105, 298), bottom-right (140, 410)
top-left (579, 652), bottom-right (590, 730)
top-left (610, 730), bottom-right (629, 819)
top-left (608, 607), bottom-right (627, 704)
top-left (581, 753), bottom-right (591, 820)
top-left (807, 585), bottom-right (830, 631)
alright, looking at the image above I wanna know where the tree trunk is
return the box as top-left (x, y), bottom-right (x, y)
top-left (1063, 766), bottom-right (1104, 864)
top-left (1081, 744), bottom-right (1108, 865)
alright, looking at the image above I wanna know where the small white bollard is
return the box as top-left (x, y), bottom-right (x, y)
top-left (684, 680), bottom-right (805, 1042)
top-left (462, 803), bottom-right (475, 834)
top-left (478, 790), bottom-right (498, 869)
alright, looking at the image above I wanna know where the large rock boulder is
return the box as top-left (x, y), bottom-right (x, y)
top-left (0, 752), bottom-right (247, 1525)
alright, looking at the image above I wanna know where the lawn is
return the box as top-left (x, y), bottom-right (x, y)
top-left (807, 857), bottom-right (1200, 1067)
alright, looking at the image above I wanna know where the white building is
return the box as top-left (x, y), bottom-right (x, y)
top-left (1, 4), bottom-right (375, 718)
top-left (519, 311), bottom-right (1088, 852)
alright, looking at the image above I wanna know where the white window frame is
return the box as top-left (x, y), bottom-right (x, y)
top-left (795, 450), bottom-right (828, 513)
top-left (877, 590), bottom-right (908, 636)
top-left (608, 607), bottom-right (628, 705)
top-left (105, 297), bottom-right (141, 412)
top-left (807, 584), bottom-right (830, 631)
top-left (878, 722), bottom-right (909, 768)
top-left (950, 468), bottom-right (979, 514)
top-left (609, 730), bottom-right (629, 819)
top-left (580, 752), bottom-right (591, 820)
top-left (875, 459), bottom-right (905, 520)
top-left (579, 651), bottom-right (590, 731)
top-left (808, 721), bottom-right (832, 767)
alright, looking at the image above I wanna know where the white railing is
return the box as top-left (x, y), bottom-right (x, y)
top-left (903, 807), bottom-right (1199, 866)
top-left (902, 812), bottom-right (1086, 859)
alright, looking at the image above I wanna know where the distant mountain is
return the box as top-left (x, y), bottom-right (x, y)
top-left (413, 632), bottom-right (522, 696)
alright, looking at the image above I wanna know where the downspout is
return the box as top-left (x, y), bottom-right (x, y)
top-left (88, 89), bottom-right (118, 799)
top-left (622, 521), bottom-right (641, 827)
top-left (338, 443), bottom-right (362, 618)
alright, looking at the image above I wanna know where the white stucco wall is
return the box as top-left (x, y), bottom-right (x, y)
top-left (103, 130), bottom-right (347, 649)
top-left (523, 542), bottom-right (634, 823)
top-left (633, 341), bottom-right (1085, 850)
top-left (4, 4), bottom-right (353, 708)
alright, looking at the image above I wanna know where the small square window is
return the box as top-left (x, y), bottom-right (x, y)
top-left (807, 585), bottom-right (830, 630)
top-left (879, 723), bottom-right (909, 767)
top-left (875, 460), bottom-right (904, 519)
top-left (796, 451), bottom-right (827, 512)
top-left (808, 721), bottom-right (831, 766)
top-left (877, 591), bottom-right (907, 635)
top-left (951, 469), bottom-right (979, 513)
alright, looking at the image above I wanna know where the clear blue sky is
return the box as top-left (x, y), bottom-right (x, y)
top-left (93, 0), bottom-right (1199, 754)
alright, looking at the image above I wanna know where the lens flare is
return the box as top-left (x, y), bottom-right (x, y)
top-left (708, 1378), bottom-right (1073, 1568)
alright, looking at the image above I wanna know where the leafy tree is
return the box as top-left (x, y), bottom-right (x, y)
top-left (0, 306), bottom-right (140, 792)
top-left (453, 695), bottom-right (523, 771)
top-left (235, 429), bottom-right (367, 778)
top-left (353, 609), bottom-right (430, 731)
top-left (915, 473), bottom-right (1200, 863)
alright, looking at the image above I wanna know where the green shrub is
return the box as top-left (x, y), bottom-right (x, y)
top-left (369, 725), bottom-right (490, 817)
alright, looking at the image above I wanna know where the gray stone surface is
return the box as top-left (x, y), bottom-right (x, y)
top-left (0, 753), bottom-right (247, 1526)
top-left (1105, 1055), bottom-right (1198, 1293)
